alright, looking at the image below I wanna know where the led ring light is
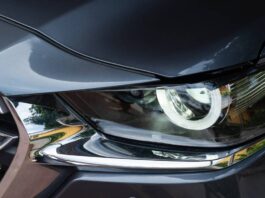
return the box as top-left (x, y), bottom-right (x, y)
top-left (156, 88), bottom-right (222, 130)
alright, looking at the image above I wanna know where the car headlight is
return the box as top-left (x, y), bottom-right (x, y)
top-left (156, 86), bottom-right (223, 130)
top-left (6, 69), bottom-right (265, 170)
top-left (60, 70), bottom-right (265, 148)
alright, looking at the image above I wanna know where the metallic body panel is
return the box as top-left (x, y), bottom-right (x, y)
top-left (0, 1), bottom-right (265, 77)
top-left (0, 1), bottom-right (265, 197)
top-left (0, 20), bottom-right (157, 96)
top-left (55, 155), bottom-right (265, 198)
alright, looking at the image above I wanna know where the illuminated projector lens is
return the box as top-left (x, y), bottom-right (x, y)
top-left (156, 87), bottom-right (222, 130)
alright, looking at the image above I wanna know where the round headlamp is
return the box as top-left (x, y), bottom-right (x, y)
top-left (156, 87), bottom-right (222, 130)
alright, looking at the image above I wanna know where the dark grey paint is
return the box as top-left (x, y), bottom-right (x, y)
top-left (0, 1), bottom-right (265, 77)
top-left (0, 20), bottom-right (157, 96)
top-left (56, 149), bottom-right (265, 198)
top-left (0, 2), bottom-right (265, 196)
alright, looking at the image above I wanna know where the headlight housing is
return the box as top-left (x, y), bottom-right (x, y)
top-left (60, 70), bottom-right (265, 148)
top-left (7, 69), bottom-right (265, 170)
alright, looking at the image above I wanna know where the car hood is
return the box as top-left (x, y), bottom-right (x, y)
top-left (0, 0), bottom-right (265, 78)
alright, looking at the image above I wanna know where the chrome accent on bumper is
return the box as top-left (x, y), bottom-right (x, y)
top-left (37, 137), bottom-right (265, 170)
top-left (41, 144), bottom-right (212, 169)
top-left (6, 95), bottom-right (265, 170)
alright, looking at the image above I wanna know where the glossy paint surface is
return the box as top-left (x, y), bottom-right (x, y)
top-left (0, 1), bottom-right (265, 197)
top-left (56, 149), bottom-right (265, 198)
top-left (1, 1), bottom-right (265, 77)
top-left (0, 20), bottom-right (157, 96)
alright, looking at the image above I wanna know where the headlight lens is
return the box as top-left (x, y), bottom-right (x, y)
top-left (8, 70), bottom-right (265, 170)
top-left (156, 86), bottom-right (223, 130)
top-left (61, 70), bottom-right (265, 148)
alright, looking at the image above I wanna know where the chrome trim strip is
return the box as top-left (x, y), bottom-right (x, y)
top-left (41, 144), bottom-right (212, 169)
top-left (37, 137), bottom-right (265, 170)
